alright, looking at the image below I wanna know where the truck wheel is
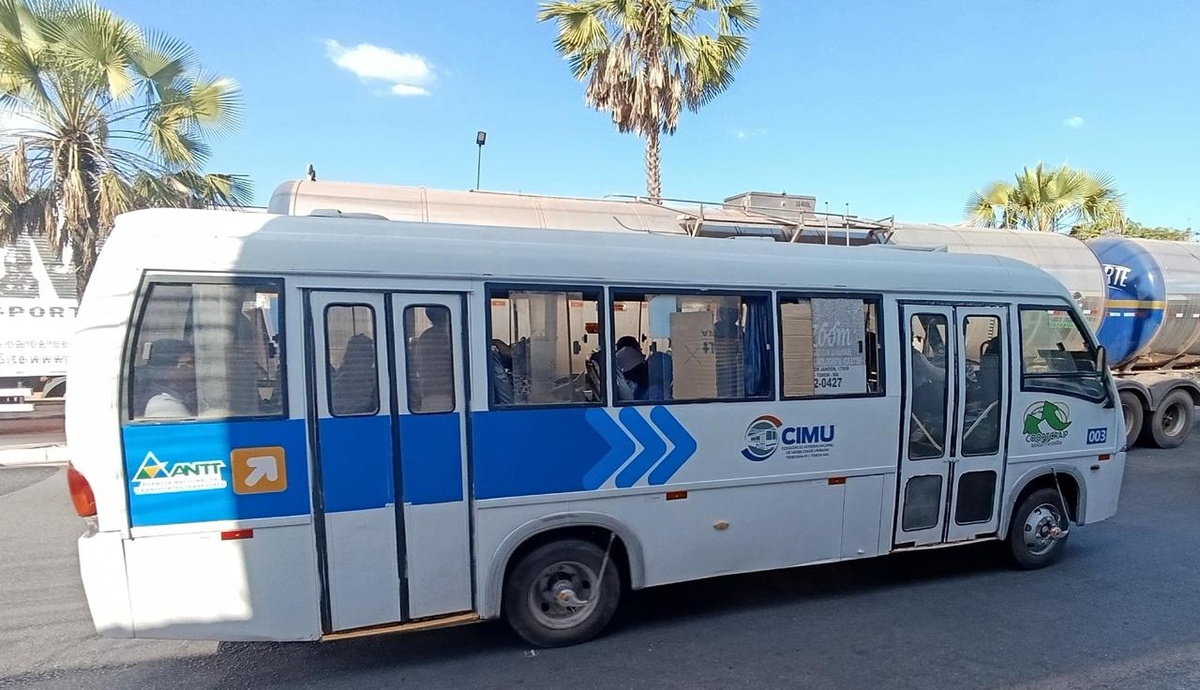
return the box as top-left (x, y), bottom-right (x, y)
top-left (1147, 390), bottom-right (1194, 449)
top-left (1119, 390), bottom-right (1143, 449)
top-left (503, 539), bottom-right (621, 648)
top-left (1008, 488), bottom-right (1070, 570)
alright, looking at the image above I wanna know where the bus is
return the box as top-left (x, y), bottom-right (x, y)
top-left (67, 207), bottom-right (1127, 647)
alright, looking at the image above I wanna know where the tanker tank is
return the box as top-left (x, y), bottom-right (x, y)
top-left (1087, 237), bottom-right (1200, 369)
top-left (886, 224), bottom-right (1107, 331)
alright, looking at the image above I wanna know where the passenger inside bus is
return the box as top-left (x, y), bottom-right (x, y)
top-left (614, 336), bottom-right (650, 401)
top-left (489, 338), bottom-right (514, 405)
top-left (140, 338), bottom-right (197, 419)
top-left (330, 333), bottom-right (378, 415)
top-left (910, 340), bottom-right (948, 454)
top-left (409, 308), bottom-right (454, 412)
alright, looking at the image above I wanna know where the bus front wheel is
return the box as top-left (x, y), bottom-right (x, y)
top-left (503, 538), bottom-right (622, 648)
top-left (1008, 488), bottom-right (1070, 570)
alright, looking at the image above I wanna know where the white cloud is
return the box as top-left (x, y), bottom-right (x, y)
top-left (735, 127), bottom-right (768, 140)
top-left (1063, 116), bottom-right (1085, 128)
top-left (324, 39), bottom-right (434, 97)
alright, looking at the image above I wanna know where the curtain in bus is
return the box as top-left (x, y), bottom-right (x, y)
top-left (743, 296), bottom-right (772, 397)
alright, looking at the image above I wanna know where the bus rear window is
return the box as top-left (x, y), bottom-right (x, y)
top-left (127, 280), bottom-right (284, 421)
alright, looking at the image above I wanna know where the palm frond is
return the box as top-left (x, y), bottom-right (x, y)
top-left (50, 2), bottom-right (141, 101)
top-left (130, 28), bottom-right (195, 95)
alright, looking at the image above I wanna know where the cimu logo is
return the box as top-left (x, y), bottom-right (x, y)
top-left (1023, 400), bottom-right (1071, 447)
top-left (741, 415), bottom-right (836, 461)
top-left (742, 415), bottom-right (782, 461)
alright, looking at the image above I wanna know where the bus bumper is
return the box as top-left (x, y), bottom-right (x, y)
top-left (77, 524), bottom-right (323, 641)
top-left (78, 530), bottom-right (135, 638)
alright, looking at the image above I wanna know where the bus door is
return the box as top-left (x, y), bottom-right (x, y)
top-left (389, 294), bottom-right (472, 620)
top-left (895, 304), bottom-right (1010, 547)
top-left (307, 292), bottom-right (472, 633)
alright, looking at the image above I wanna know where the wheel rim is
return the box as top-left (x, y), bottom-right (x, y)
top-left (1023, 503), bottom-right (1063, 556)
top-left (526, 560), bottom-right (599, 630)
top-left (1160, 401), bottom-right (1187, 437)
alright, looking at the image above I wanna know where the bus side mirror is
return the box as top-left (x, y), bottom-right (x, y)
top-left (1096, 345), bottom-right (1115, 408)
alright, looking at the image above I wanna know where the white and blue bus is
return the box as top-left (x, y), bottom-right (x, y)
top-left (67, 207), bottom-right (1126, 647)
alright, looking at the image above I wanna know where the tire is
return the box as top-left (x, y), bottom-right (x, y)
top-left (1008, 487), bottom-right (1070, 570)
top-left (1146, 390), bottom-right (1194, 449)
top-left (503, 539), bottom-right (622, 648)
top-left (1119, 390), bottom-right (1144, 450)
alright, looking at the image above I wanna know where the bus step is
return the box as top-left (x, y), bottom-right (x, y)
top-left (320, 612), bottom-right (481, 642)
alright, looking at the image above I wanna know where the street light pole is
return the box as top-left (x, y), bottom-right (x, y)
top-left (475, 130), bottom-right (487, 190)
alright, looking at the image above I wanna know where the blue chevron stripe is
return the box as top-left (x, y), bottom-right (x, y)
top-left (614, 407), bottom-right (668, 488)
top-left (647, 407), bottom-right (698, 485)
top-left (582, 408), bottom-right (636, 490)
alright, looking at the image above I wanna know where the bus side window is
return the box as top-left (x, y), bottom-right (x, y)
top-left (487, 288), bottom-right (603, 406)
top-left (610, 291), bottom-right (773, 404)
top-left (127, 280), bottom-right (285, 422)
top-left (779, 295), bottom-right (882, 399)
top-left (1018, 307), bottom-right (1107, 402)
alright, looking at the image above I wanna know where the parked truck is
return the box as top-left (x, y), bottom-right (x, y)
top-left (269, 179), bottom-right (1200, 450)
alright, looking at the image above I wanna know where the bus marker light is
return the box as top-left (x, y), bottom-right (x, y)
top-left (221, 529), bottom-right (254, 541)
top-left (666, 491), bottom-right (687, 501)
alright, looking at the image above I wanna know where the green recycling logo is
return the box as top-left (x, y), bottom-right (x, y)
top-left (1023, 401), bottom-right (1071, 447)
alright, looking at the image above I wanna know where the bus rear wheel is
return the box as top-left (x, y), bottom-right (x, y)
top-left (503, 539), bottom-right (621, 648)
top-left (1008, 488), bottom-right (1070, 570)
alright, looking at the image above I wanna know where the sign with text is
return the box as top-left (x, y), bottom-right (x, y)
top-left (0, 298), bottom-right (78, 377)
top-left (811, 298), bottom-right (867, 395)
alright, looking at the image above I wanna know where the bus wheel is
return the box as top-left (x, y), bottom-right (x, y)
top-left (503, 539), bottom-right (621, 648)
top-left (1147, 390), bottom-right (1194, 449)
top-left (1119, 390), bottom-right (1143, 449)
top-left (1008, 488), bottom-right (1069, 570)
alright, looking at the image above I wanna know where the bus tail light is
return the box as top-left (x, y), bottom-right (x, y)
top-left (67, 461), bottom-right (97, 518)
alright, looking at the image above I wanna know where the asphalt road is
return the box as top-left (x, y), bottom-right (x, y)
top-left (2, 438), bottom-right (1199, 690)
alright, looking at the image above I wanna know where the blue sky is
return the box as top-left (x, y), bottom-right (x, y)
top-left (104, 0), bottom-right (1199, 228)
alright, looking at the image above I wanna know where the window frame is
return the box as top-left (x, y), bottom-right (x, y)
top-left (607, 285), bottom-right (776, 407)
top-left (777, 291), bottom-right (886, 402)
top-left (1017, 303), bottom-right (1110, 405)
top-left (323, 302), bottom-right (381, 418)
top-left (122, 272), bottom-right (288, 425)
top-left (958, 313), bottom-right (1004, 458)
top-left (402, 303), bottom-right (456, 415)
top-left (483, 282), bottom-right (608, 411)
top-left (907, 310), bottom-right (951, 460)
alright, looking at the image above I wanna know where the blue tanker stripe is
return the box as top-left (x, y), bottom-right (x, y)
top-left (647, 407), bottom-right (698, 485)
top-left (582, 408), bottom-right (635, 490)
top-left (614, 407), bottom-right (667, 488)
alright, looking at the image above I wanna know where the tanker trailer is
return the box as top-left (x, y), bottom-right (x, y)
top-left (1087, 237), bottom-right (1200, 449)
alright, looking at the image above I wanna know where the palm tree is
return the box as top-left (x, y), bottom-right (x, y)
top-left (538, 0), bottom-right (758, 201)
top-left (965, 164), bottom-right (1125, 234)
top-left (0, 0), bottom-right (251, 295)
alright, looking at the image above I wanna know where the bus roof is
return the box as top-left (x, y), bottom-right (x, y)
top-left (97, 208), bottom-right (1070, 300)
